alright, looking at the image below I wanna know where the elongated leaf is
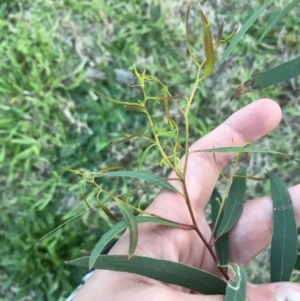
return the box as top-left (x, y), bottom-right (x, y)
top-left (216, 27), bottom-right (238, 48)
top-left (294, 255), bottom-right (300, 271)
top-left (258, 0), bottom-right (300, 43)
top-left (96, 198), bottom-right (119, 222)
top-left (138, 144), bottom-right (155, 171)
top-left (215, 231), bottom-right (229, 268)
top-left (270, 173), bottom-right (297, 282)
top-left (249, 56), bottom-right (300, 89)
top-left (231, 56), bottom-right (300, 100)
top-left (68, 255), bottom-right (226, 295)
top-left (89, 216), bottom-right (180, 269)
top-left (111, 127), bottom-right (148, 146)
top-left (95, 90), bottom-right (145, 110)
top-left (211, 189), bottom-right (229, 267)
top-left (200, 9), bottom-right (215, 76)
top-left (225, 264), bottom-right (247, 301)
top-left (36, 207), bottom-right (93, 242)
top-left (99, 165), bottom-right (125, 173)
top-left (216, 21), bottom-right (224, 43)
top-left (95, 170), bottom-right (179, 193)
top-left (199, 146), bottom-right (291, 157)
top-left (219, 0), bottom-right (274, 64)
top-left (116, 202), bottom-right (138, 259)
top-left (216, 169), bottom-right (247, 237)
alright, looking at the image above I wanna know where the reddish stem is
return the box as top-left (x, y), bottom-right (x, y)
top-left (181, 179), bottom-right (230, 281)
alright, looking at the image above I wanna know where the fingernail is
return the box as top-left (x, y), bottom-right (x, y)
top-left (274, 285), bottom-right (300, 301)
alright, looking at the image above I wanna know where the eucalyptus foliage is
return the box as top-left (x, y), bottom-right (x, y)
top-left (2, 1), bottom-right (300, 300)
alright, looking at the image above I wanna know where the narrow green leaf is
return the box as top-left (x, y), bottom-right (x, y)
top-left (124, 104), bottom-right (146, 112)
top-left (111, 127), bottom-right (148, 146)
top-left (258, 0), bottom-right (300, 43)
top-left (116, 202), bottom-right (138, 259)
top-left (95, 90), bottom-right (144, 109)
top-left (216, 169), bottom-right (247, 237)
top-left (215, 230), bottom-right (229, 268)
top-left (200, 9), bottom-right (215, 76)
top-left (99, 165), bottom-right (125, 173)
top-left (95, 170), bottom-right (179, 193)
top-left (251, 56), bottom-right (300, 89)
top-left (219, 0), bottom-right (274, 64)
top-left (294, 255), bottom-right (300, 271)
top-left (0, 146), bottom-right (5, 162)
top-left (137, 144), bottom-right (155, 171)
top-left (216, 21), bottom-right (224, 43)
top-left (89, 216), bottom-right (180, 269)
top-left (216, 27), bottom-right (238, 48)
top-left (96, 198), bottom-right (119, 222)
top-left (211, 189), bottom-right (229, 267)
top-left (36, 207), bottom-right (92, 242)
top-left (225, 263), bottom-right (247, 301)
top-left (67, 255), bottom-right (227, 295)
top-left (231, 56), bottom-right (300, 100)
top-left (270, 173), bottom-right (297, 282)
top-left (199, 146), bottom-right (291, 157)
top-left (156, 130), bottom-right (176, 138)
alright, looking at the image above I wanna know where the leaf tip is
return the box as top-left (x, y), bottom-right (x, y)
top-left (230, 79), bottom-right (255, 100)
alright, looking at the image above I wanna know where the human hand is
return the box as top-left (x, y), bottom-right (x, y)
top-left (74, 99), bottom-right (300, 301)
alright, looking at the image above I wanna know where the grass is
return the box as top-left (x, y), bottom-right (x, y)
top-left (1, 0), bottom-right (299, 300)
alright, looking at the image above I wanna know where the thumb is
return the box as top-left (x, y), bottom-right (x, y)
top-left (246, 282), bottom-right (300, 301)
top-left (176, 283), bottom-right (300, 301)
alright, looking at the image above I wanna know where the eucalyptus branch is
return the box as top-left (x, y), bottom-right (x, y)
top-left (144, 107), bottom-right (179, 174)
top-left (181, 178), bottom-right (229, 280)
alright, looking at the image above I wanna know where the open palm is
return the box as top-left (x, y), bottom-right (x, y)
top-left (74, 99), bottom-right (300, 301)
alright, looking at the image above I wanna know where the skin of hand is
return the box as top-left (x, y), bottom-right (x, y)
top-left (74, 99), bottom-right (300, 301)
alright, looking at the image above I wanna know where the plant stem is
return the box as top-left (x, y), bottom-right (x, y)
top-left (144, 108), bottom-right (179, 174)
top-left (182, 178), bottom-right (230, 281)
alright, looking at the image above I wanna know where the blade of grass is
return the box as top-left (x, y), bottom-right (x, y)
top-left (258, 0), bottom-right (300, 44)
top-left (219, 0), bottom-right (274, 64)
top-left (67, 255), bottom-right (227, 295)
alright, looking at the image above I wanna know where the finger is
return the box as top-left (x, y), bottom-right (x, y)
top-left (246, 282), bottom-right (300, 301)
top-left (229, 183), bottom-right (300, 265)
top-left (74, 270), bottom-right (300, 301)
top-left (73, 269), bottom-right (225, 301)
top-left (153, 99), bottom-right (281, 213)
top-left (171, 282), bottom-right (300, 301)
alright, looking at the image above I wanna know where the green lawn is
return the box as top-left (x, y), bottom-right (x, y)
top-left (1, 1), bottom-right (299, 300)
